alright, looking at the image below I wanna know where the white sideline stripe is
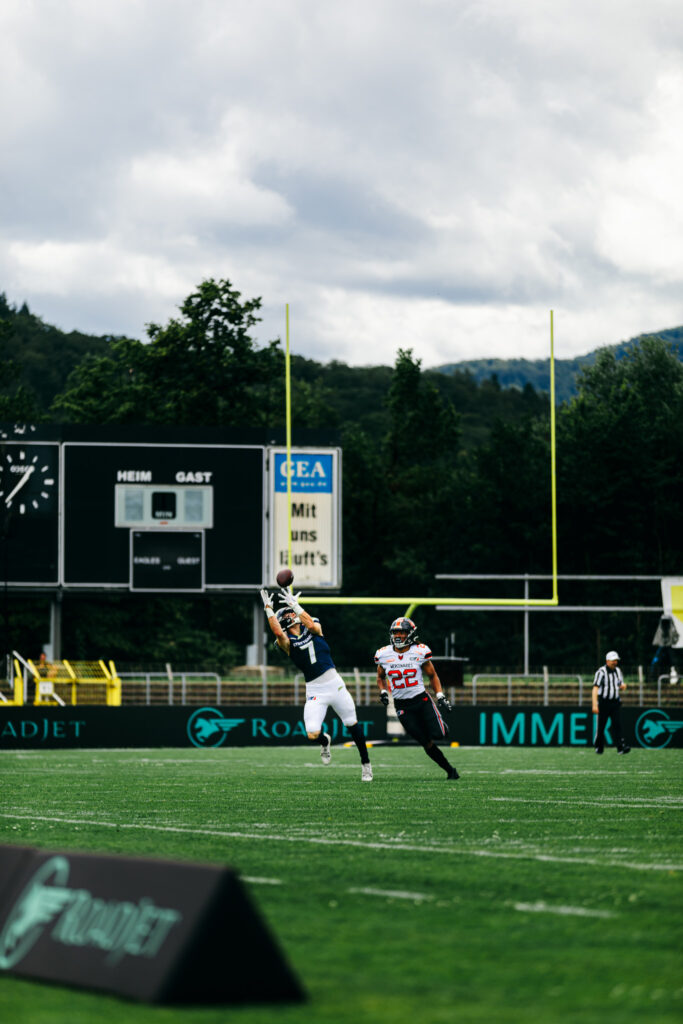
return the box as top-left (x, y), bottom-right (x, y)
top-left (241, 876), bottom-right (282, 885)
top-left (496, 769), bottom-right (654, 776)
top-left (348, 887), bottom-right (433, 901)
top-left (491, 797), bottom-right (682, 810)
top-left (0, 812), bottom-right (679, 873)
top-left (514, 901), bottom-right (615, 919)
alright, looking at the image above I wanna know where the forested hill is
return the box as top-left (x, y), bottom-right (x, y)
top-left (3, 291), bottom-right (681, 410)
top-left (436, 326), bottom-right (683, 403)
top-left (0, 292), bottom-right (545, 449)
top-left (0, 293), bottom-right (117, 407)
top-left (1, 290), bottom-right (681, 446)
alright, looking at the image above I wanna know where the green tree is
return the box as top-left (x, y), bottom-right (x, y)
top-left (52, 279), bottom-right (283, 426)
top-left (0, 317), bottom-right (44, 424)
top-left (346, 349), bottom-right (462, 593)
top-left (452, 417), bottom-right (552, 573)
top-left (558, 337), bottom-right (683, 572)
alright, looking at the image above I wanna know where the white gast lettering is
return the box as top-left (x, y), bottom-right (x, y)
top-left (175, 471), bottom-right (213, 483)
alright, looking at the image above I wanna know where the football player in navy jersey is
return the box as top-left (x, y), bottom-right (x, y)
top-left (260, 588), bottom-right (373, 781)
top-left (375, 617), bottom-right (459, 780)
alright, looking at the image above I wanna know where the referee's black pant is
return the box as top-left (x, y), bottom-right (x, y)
top-left (594, 697), bottom-right (624, 750)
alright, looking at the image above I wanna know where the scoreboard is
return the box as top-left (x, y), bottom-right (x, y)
top-left (62, 443), bottom-right (264, 590)
top-left (0, 430), bottom-right (341, 593)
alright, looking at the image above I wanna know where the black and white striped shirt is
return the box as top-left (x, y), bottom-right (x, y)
top-left (593, 665), bottom-right (624, 700)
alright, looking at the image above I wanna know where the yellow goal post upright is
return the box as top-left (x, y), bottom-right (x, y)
top-left (287, 309), bottom-right (559, 618)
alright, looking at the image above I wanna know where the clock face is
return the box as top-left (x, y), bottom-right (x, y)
top-left (0, 444), bottom-right (58, 516)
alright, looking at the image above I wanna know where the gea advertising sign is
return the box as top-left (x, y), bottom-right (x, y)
top-left (269, 448), bottom-right (341, 588)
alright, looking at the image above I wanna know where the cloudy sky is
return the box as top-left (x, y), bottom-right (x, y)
top-left (2, 0), bottom-right (682, 368)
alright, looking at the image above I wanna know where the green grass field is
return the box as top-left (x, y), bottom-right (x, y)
top-left (0, 744), bottom-right (681, 1024)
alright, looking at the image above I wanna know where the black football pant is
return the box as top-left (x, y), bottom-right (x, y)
top-left (395, 692), bottom-right (448, 745)
top-left (595, 697), bottom-right (624, 749)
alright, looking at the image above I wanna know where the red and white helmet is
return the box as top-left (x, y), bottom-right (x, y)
top-left (389, 617), bottom-right (417, 650)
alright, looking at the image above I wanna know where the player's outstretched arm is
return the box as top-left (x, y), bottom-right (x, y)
top-left (299, 609), bottom-right (322, 636)
top-left (260, 589), bottom-right (290, 651)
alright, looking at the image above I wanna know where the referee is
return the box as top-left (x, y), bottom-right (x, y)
top-left (592, 650), bottom-right (631, 755)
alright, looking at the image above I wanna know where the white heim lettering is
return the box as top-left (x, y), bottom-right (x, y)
top-left (117, 470), bottom-right (152, 483)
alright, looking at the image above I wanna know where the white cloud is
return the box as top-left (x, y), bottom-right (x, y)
top-left (1, 0), bottom-right (682, 364)
top-left (595, 70), bottom-right (683, 283)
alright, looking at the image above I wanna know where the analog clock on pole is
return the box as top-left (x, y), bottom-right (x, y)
top-left (0, 446), bottom-right (57, 516)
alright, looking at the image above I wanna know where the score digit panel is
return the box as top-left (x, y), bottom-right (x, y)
top-left (62, 443), bottom-right (265, 590)
top-left (115, 484), bottom-right (213, 528)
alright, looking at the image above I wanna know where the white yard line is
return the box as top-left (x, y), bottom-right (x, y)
top-left (348, 887), bottom-right (433, 901)
top-left (0, 812), bottom-right (679, 873)
top-left (513, 901), bottom-right (616, 919)
top-left (490, 797), bottom-right (682, 810)
top-left (241, 876), bottom-right (282, 885)
top-left (496, 769), bottom-right (654, 776)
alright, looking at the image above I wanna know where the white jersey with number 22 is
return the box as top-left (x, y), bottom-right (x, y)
top-left (374, 643), bottom-right (433, 702)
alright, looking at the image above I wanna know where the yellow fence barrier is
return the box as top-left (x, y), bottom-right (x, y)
top-left (18, 659), bottom-right (122, 707)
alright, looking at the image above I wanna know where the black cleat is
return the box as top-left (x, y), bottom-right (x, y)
top-left (595, 746), bottom-right (604, 755)
top-left (617, 745), bottom-right (631, 754)
top-left (445, 768), bottom-right (460, 780)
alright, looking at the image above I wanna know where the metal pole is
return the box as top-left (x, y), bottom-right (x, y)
top-left (252, 600), bottom-right (268, 703)
top-left (285, 304), bottom-right (293, 572)
top-left (528, 573), bottom-right (532, 675)
top-left (50, 592), bottom-right (62, 660)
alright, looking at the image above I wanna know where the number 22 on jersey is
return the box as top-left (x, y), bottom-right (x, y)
top-left (387, 667), bottom-right (419, 690)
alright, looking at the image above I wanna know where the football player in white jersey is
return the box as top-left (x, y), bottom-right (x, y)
top-left (375, 617), bottom-right (459, 780)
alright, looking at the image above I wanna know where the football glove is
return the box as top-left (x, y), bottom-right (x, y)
top-left (437, 694), bottom-right (452, 713)
top-left (259, 589), bottom-right (275, 614)
top-left (279, 588), bottom-right (303, 614)
top-left (379, 690), bottom-right (390, 707)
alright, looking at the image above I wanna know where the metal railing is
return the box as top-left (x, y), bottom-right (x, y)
top-left (9, 665), bottom-right (674, 708)
top-left (471, 672), bottom-right (584, 707)
top-left (118, 671), bottom-right (221, 706)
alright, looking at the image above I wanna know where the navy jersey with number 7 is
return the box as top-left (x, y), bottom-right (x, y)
top-left (280, 620), bottom-right (336, 682)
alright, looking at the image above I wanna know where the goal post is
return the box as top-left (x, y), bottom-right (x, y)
top-left (300, 310), bottom-right (559, 616)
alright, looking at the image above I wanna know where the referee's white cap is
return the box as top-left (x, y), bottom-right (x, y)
top-left (605, 650), bottom-right (620, 661)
